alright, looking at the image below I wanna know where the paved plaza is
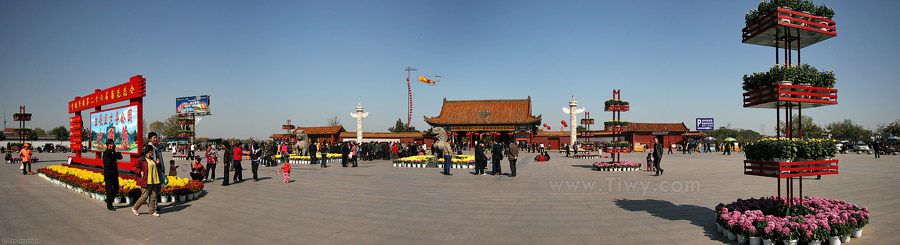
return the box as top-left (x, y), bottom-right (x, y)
top-left (1, 151), bottom-right (897, 244)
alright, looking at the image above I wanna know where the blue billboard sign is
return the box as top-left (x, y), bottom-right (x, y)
top-left (696, 118), bottom-right (714, 131)
top-left (176, 95), bottom-right (210, 114)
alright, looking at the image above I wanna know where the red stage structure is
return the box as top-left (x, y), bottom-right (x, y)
top-left (68, 75), bottom-right (147, 171)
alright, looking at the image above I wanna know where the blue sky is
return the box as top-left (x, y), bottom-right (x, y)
top-left (1, 0), bottom-right (897, 139)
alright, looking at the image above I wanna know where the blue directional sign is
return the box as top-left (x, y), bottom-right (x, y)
top-left (696, 118), bottom-right (714, 131)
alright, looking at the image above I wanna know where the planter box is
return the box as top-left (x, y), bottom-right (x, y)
top-left (742, 8), bottom-right (836, 49)
top-left (604, 105), bottom-right (630, 111)
top-left (605, 148), bottom-right (631, 154)
top-left (743, 159), bottom-right (839, 178)
top-left (604, 126), bottom-right (629, 132)
top-left (743, 84), bottom-right (837, 109)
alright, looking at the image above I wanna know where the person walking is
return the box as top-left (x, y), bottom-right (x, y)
top-left (132, 147), bottom-right (165, 217)
top-left (351, 143), bottom-right (359, 167)
top-left (309, 142), bottom-right (319, 167)
top-left (251, 142), bottom-right (262, 181)
top-left (441, 142), bottom-right (453, 176)
top-left (232, 142), bottom-right (248, 183)
top-left (668, 143), bottom-right (674, 154)
top-left (19, 143), bottom-right (33, 175)
top-left (102, 139), bottom-right (122, 211)
top-left (491, 140), bottom-right (504, 175)
top-left (281, 162), bottom-right (291, 183)
top-left (221, 142), bottom-right (231, 186)
top-left (146, 132), bottom-right (165, 168)
top-left (507, 141), bottom-right (518, 177)
top-left (320, 142), bottom-right (330, 168)
top-left (873, 141), bottom-right (880, 159)
top-left (474, 142), bottom-right (486, 175)
top-left (205, 145), bottom-right (218, 182)
top-left (653, 137), bottom-right (664, 176)
top-left (565, 144), bottom-right (570, 157)
top-left (723, 142), bottom-right (732, 155)
top-left (264, 141), bottom-right (275, 167)
top-left (188, 143), bottom-right (195, 161)
top-left (341, 142), bottom-right (350, 167)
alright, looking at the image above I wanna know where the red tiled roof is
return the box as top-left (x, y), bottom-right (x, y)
top-left (293, 126), bottom-right (345, 135)
top-left (339, 132), bottom-right (427, 138)
top-left (628, 123), bottom-right (689, 132)
top-left (424, 97), bottom-right (542, 126)
top-left (534, 131), bottom-right (617, 137)
top-left (682, 132), bottom-right (708, 137)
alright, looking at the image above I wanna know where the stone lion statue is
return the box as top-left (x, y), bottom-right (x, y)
top-left (293, 130), bottom-right (310, 156)
top-left (430, 127), bottom-right (452, 157)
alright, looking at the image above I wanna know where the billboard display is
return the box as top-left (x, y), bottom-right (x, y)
top-left (696, 118), bottom-right (715, 131)
top-left (176, 95), bottom-right (210, 114)
top-left (90, 105), bottom-right (139, 154)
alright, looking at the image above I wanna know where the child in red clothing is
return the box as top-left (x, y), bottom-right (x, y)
top-left (280, 163), bottom-right (291, 183)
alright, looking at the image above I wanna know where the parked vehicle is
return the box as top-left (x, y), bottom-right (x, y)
top-left (854, 142), bottom-right (871, 154)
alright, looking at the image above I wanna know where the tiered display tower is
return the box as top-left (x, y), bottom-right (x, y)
top-left (13, 106), bottom-right (32, 150)
top-left (741, 6), bottom-right (838, 207)
top-left (176, 115), bottom-right (195, 152)
top-left (604, 90), bottom-right (630, 163)
top-left (281, 120), bottom-right (296, 145)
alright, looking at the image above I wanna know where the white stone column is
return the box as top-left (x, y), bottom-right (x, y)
top-left (350, 102), bottom-right (369, 143)
top-left (561, 96), bottom-right (584, 150)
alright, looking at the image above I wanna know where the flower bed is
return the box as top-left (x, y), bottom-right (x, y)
top-left (37, 164), bottom-right (204, 204)
top-left (573, 153), bottom-right (599, 159)
top-left (392, 155), bottom-right (482, 168)
top-left (276, 153), bottom-right (342, 164)
top-left (592, 161), bottom-right (641, 171)
top-left (715, 196), bottom-right (868, 244)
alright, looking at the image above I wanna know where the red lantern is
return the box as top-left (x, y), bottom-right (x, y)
top-left (543, 123), bottom-right (547, 127)
top-left (473, 132), bottom-right (479, 136)
top-left (465, 132), bottom-right (472, 136)
top-left (453, 133), bottom-right (459, 136)
top-left (561, 120), bottom-right (567, 127)
top-left (547, 126), bottom-right (552, 130)
top-left (507, 132), bottom-right (514, 136)
top-left (494, 132), bottom-right (500, 136)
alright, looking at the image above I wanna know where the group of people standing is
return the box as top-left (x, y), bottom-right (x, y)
top-left (469, 141), bottom-right (518, 177)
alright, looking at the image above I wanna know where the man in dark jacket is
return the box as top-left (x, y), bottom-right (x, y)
top-left (341, 142), bottom-right (350, 167)
top-left (309, 142), bottom-right (319, 167)
top-left (474, 142), bottom-right (486, 175)
top-left (653, 137), bottom-right (664, 176)
top-left (102, 139), bottom-right (122, 211)
top-left (507, 141), bottom-right (519, 177)
top-left (491, 140), bottom-right (504, 175)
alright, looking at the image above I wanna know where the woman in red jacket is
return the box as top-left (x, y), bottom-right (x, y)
top-left (232, 142), bottom-right (249, 183)
top-left (132, 147), bottom-right (164, 217)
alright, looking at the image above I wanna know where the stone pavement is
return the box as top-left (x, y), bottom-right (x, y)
top-left (0, 150), bottom-right (897, 244)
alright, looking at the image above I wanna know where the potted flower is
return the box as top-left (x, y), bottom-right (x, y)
top-left (159, 186), bottom-right (173, 203)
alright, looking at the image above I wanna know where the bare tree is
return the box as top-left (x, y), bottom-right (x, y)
top-left (327, 115), bottom-right (341, 127)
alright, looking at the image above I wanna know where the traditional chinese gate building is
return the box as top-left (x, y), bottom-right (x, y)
top-left (424, 97), bottom-right (542, 147)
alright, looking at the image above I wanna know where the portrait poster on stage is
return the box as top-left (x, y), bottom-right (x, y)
top-left (90, 105), bottom-right (139, 154)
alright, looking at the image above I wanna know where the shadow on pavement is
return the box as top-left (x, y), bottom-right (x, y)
top-left (614, 199), bottom-right (726, 243)
top-left (570, 164), bottom-right (594, 169)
